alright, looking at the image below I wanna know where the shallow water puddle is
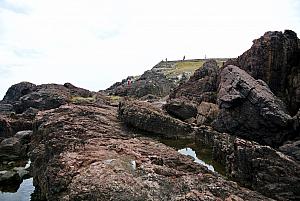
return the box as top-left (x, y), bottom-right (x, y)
top-left (0, 178), bottom-right (34, 201)
top-left (0, 160), bottom-right (34, 201)
top-left (159, 138), bottom-right (225, 175)
top-left (178, 147), bottom-right (215, 171)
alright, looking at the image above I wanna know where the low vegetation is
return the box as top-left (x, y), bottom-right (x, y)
top-left (70, 96), bottom-right (96, 104)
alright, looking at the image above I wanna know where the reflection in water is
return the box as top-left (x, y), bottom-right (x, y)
top-left (159, 138), bottom-right (225, 175)
top-left (0, 159), bottom-right (34, 201)
top-left (0, 178), bottom-right (34, 201)
top-left (178, 147), bottom-right (214, 171)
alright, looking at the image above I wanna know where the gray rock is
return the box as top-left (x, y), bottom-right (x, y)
top-left (226, 30), bottom-right (300, 115)
top-left (0, 103), bottom-right (14, 115)
top-left (196, 102), bottom-right (219, 125)
top-left (119, 100), bottom-right (193, 138)
top-left (2, 82), bottom-right (37, 104)
top-left (0, 137), bottom-right (26, 160)
top-left (279, 140), bottom-right (300, 162)
top-left (15, 130), bottom-right (33, 145)
top-left (13, 167), bottom-right (30, 180)
top-left (164, 98), bottom-right (198, 120)
top-left (0, 170), bottom-right (21, 183)
top-left (212, 65), bottom-right (294, 147)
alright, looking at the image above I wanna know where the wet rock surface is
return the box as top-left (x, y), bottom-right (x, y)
top-left (119, 100), bottom-right (194, 138)
top-left (29, 103), bottom-right (271, 201)
top-left (226, 30), bottom-right (300, 115)
top-left (169, 60), bottom-right (219, 104)
top-left (195, 126), bottom-right (300, 201)
top-left (212, 65), bottom-right (294, 147)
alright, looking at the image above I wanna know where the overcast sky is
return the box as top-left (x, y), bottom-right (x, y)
top-left (0, 0), bottom-right (299, 99)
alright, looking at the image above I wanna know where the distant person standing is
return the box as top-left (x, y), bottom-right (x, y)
top-left (183, 55), bottom-right (185, 61)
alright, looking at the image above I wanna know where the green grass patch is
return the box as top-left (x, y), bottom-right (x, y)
top-left (108, 95), bottom-right (122, 101)
top-left (163, 61), bottom-right (205, 77)
top-left (70, 96), bottom-right (96, 104)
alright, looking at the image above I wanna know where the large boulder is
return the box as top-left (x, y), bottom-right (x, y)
top-left (0, 137), bottom-right (26, 160)
top-left (2, 82), bottom-right (37, 104)
top-left (195, 126), bottom-right (300, 201)
top-left (119, 100), bottom-right (193, 138)
top-left (212, 65), bottom-right (294, 147)
top-left (169, 60), bottom-right (219, 103)
top-left (163, 98), bottom-right (198, 120)
top-left (226, 30), bottom-right (300, 115)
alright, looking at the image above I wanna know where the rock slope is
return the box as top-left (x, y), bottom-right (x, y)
top-left (30, 102), bottom-right (272, 201)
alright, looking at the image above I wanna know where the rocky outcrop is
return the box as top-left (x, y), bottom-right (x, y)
top-left (0, 103), bottom-right (14, 115)
top-left (169, 60), bottom-right (219, 103)
top-left (119, 100), bottom-right (193, 138)
top-left (196, 102), bottom-right (219, 126)
top-left (0, 114), bottom-right (33, 139)
top-left (0, 137), bottom-right (26, 160)
top-left (0, 130), bottom-right (32, 160)
top-left (226, 30), bottom-right (300, 115)
top-left (163, 98), bottom-right (198, 120)
top-left (2, 82), bottom-right (37, 104)
top-left (2, 82), bottom-right (95, 114)
top-left (212, 65), bottom-right (294, 147)
top-left (29, 103), bottom-right (272, 201)
top-left (108, 70), bottom-right (174, 98)
top-left (195, 126), bottom-right (300, 201)
top-left (279, 140), bottom-right (300, 162)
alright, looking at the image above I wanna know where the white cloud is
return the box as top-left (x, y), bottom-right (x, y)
top-left (0, 0), bottom-right (299, 99)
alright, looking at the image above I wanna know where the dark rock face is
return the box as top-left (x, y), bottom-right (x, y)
top-left (119, 100), bottom-right (193, 138)
top-left (109, 70), bottom-right (174, 98)
top-left (0, 115), bottom-right (33, 139)
top-left (279, 140), bottom-right (300, 162)
top-left (0, 137), bottom-right (26, 160)
top-left (2, 82), bottom-right (37, 104)
top-left (0, 170), bottom-right (21, 185)
top-left (29, 103), bottom-right (271, 201)
top-left (163, 98), bottom-right (198, 120)
top-left (0, 103), bottom-right (14, 115)
top-left (169, 60), bottom-right (219, 103)
top-left (212, 65), bottom-right (294, 147)
top-left (226, 30), bottom-right (300, 115)
top-left (196, 126), bottom-right (300, 201)
top-left (2, 82), bottom-right (95, 114)
top-left (63, 82), bottom-right (93, 98)
top-left (0, 130), bottom-right (32, 160)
